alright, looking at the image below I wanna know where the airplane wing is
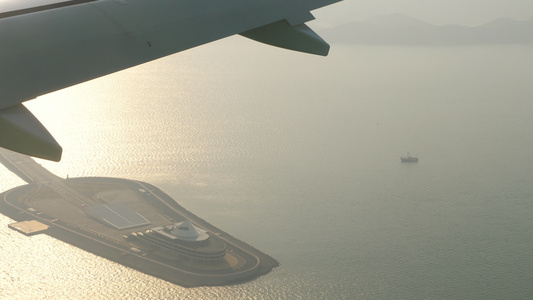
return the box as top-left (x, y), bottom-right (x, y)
top-left (0, 0), bottom-right (341, 161)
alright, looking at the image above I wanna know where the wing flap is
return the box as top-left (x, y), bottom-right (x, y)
top-left (240, 21), bottom-right (330, 56)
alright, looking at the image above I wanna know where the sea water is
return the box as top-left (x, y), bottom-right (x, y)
top-left (1, 38), bottom-right (533, 299)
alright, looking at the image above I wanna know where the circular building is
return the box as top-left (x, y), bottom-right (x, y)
top-left (170, 220), bottom-right (209, 242)
top-left (128, 220), bottom-right (226, 263)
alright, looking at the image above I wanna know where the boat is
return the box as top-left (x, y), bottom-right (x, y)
top-left (400, 153), bottom-right (418, 163)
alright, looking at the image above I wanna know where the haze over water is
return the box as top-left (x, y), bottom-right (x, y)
top-left (1, 38), bottom-right (533, 299)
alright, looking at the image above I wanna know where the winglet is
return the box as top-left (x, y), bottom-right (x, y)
top-left (0, 104), bottom-right (62, 161)
top-left (240, 20), bottom-right (330, 56)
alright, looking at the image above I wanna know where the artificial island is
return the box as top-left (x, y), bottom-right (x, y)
top-left (0, 148), bottom-right (278, 287)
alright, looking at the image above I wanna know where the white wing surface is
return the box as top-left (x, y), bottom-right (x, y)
top-left (0, 0), bottom-right (341, 161)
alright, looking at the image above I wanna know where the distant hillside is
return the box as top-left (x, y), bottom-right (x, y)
top-left (319, 14), bottom-right (533, 45)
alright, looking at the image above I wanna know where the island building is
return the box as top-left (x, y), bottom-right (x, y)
top-left (126, 220), bottom-right (227, 264)
top-left (83, 201), bottom-right (226, 264)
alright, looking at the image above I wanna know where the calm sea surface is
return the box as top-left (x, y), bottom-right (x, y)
top-left (1, 38), bottom-right (533, 299)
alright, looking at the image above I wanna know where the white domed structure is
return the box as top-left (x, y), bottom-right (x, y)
top-left (170, 220), bottom-right (209, 242)
top-left (128, 219), bottom-right (226, 263)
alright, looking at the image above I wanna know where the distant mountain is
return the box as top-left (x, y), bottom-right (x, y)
top-left (319, 14), bottom-right (533, 45)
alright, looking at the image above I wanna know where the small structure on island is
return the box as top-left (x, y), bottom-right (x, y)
top-left (127, 220), bottom-right (226, 264)
top-left (170, 220), bottom-right (209, 243)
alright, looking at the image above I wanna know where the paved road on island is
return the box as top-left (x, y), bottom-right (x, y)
top-left (0, 148), bottom-right (101, 209)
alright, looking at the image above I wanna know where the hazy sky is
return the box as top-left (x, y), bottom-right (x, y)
top-left (315, 0), bottom-right (533, 26)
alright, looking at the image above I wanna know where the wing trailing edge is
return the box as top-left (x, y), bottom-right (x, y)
top-left (0, 104), bottom-right (62, 161)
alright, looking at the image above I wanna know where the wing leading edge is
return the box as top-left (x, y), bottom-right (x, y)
top-left (0, 0), bottom-right (341, 161)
